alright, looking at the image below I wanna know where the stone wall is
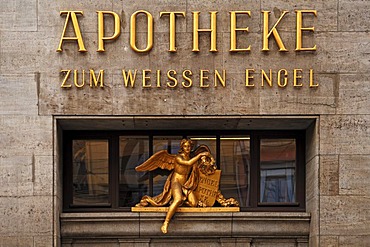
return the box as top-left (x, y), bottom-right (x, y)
top-left (0, 0), bottom-right (369, 246)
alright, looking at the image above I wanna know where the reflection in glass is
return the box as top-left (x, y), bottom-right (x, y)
top-left (72, 140), bottom-right (109, 205)
top-left (119, 136), bottom-right (149, 207)
top-left (260, 139), bottom-right (296, 203)
top-left (189, 136), bottom-right (217, 157)
top-left (219, 136), bottom-right (250, 207)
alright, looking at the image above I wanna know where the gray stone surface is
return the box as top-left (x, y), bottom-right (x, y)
top-left (0, 196), bottom-right (53, 236)
top-left (339, 155), bottom-right (370, 196)
top-left (319, 236), bottom-right (339, 247)
top-left (306, 155), bottom-right (319, 201)
top-left (320, 195), bottom-right (370, 236)
top-left (0, 74), bottom-right (38, 115)
top-left (0, 31), bottom-right (42, 75)
top-left (60, 212), bottom-right (309, 246)
top-left (320, 155), bottom-right (339, 196)
top-left (262, 0), bottom-right (337, 32)
top-left (315, 32), bottom-right (370, 74)
top-left (61, 212), bottom-right (141, 238)
top-left (320, 115), bottom-right (370, 155)
top-left (0, 236), bottom-right (34, 247)
top-left (339, 0), bottom-right (370, 31)
top-left (337, 73), bottom-right (370, 114)
top-left (339, 235), bottom-right (370, 247)
top-left (0, 0), bottom-right (37, 31)
top-left (0, 116), bottom-right (53, 156)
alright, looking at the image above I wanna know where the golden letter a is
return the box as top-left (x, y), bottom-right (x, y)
top-left (57, 11), bottom-right (86, 52)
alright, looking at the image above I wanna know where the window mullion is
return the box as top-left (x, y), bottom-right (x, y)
top-left (63, 134), bottom-right (73, 209)
top-left (149, 135), bottom-right (154, 196)
top-left (216, 135), bottom-right (220, 169)
top-left (297, 133), bottom-right (305, 209)
top-left (250, 132), bottom-right (259, 209)
top-left (110, 135), bottom-right (120, 209)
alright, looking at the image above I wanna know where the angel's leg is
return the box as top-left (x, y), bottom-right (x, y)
top-left (161, 182), bottom-right (183, 234)
top-left (186, 191), bottom-right (198, 207)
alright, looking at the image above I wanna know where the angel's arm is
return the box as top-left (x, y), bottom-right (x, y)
top-left (175, 152), bottom-right (209, 166)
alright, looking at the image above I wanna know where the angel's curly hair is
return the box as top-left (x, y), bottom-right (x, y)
top-left (178, 138), bottom-right (193, 153)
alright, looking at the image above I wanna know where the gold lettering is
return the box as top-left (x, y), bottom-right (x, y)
top-left (309, 69), bottom-right (318, 87)
top-left (97, 11), bottom-right (121, 52)
top-left (245, 69), bottom-right (255, 87)
top-left (295, 10), bottom-right (317, 51)
top-left (262, 11), bottom-right (289, 52)
top-left (57, 11), bottom-right (86, 52)
top-left (60, 70), bottom-right (72, 88)
top-left (167, 70), bottom-right (178, 87)
top-left (192, 11), bottom-right (218, 52)
top-left (74, 69), bottom-right (85, 88)
top-left (261, 69), bottom-right (272, 87)
top-left (214, 69), bottom-right (226, 87)
top-left (130, 10), bottom-right (153, 52)
top-left (156, 70), bottom-right (161, 87)
top-left (122, 70), bottom-right (137, 87)
top-left (230, 11), bottom-right (251, 52)
top-left (89, 69), bottom-right (104, 87)
top-left (160, 12), bottom-right (186, 52)
top-left (182, 70), bottom-right (193, 88)
top-left (200, 70), bottom-right (210, 87)
top-left (277, 69), bottom-right (288, 87)
top-left (142, 70), bottom-right (151, 87)
top-left (293, 69), bottom-right (303, 87)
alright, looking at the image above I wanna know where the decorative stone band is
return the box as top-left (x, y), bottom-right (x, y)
top-left (61, 212), bottom-right (310, 239)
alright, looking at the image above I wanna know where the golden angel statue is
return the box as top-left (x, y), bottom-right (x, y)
top-left (135, 138), bottom-right (239, 234)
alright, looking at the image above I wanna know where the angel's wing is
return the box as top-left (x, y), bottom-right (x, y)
top-left (135, 150), bottom-right (176, 172)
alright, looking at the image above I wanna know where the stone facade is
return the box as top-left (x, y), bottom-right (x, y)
top-left (0, 0), bottom-right (369, 246)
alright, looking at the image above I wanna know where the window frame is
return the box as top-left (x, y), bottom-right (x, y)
top-left (62, 129), bottom-right (305, 212)
top-left (251, 131), bottom-right (306, 211)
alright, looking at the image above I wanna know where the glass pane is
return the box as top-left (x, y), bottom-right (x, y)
top-left (72, 140), bottom-right (109, 205)
top-left (189, 136), bottom-right (217, 156)
top-left (119, 136), bottom-right (150, 207)
top-left (152, 136), bottom-right (182, 196)
top-left (219, 136), bottom-right (250, 207)
top-left (260, 139), bottom-right (296, 203)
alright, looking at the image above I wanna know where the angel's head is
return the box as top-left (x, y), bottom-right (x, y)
top-left (179, 138), bottom-right (193, 154)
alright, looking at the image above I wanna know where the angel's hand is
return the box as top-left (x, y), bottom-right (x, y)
top-left (200, 151), bottom-right (210, 157)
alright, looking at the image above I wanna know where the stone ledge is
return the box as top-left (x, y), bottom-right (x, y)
top-left (61, 212), bottom-right (310, 238)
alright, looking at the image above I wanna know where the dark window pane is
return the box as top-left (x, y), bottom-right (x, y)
top-left (119, 136), bottom-right (150, 207)
top-left (260, 139), bottom-right (296, 203)
top-left (220, 136), bottom-right (250, 207)
top-left (72, 140), bottom-right (109, 205)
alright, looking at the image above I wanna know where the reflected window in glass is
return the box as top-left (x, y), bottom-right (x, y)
top-left (72, 140), bottom-right (109, 205)
top-left (119, 136), bottom-right (150, 207)
top-left (259, 139), bottom-right (296, 203)
top-left (219, 136), bottom-right (250, 207)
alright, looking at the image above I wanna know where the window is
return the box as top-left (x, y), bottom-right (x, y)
top-left (63, 130), bottom-right (305, 211)
top-left (72, 139), bottom-right (109, 206)
top-left (260, 139), bottom-right (296, 204)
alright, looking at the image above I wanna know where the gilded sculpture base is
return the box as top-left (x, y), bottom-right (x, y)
top-left (131, 207), bottom-right (240, 212)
